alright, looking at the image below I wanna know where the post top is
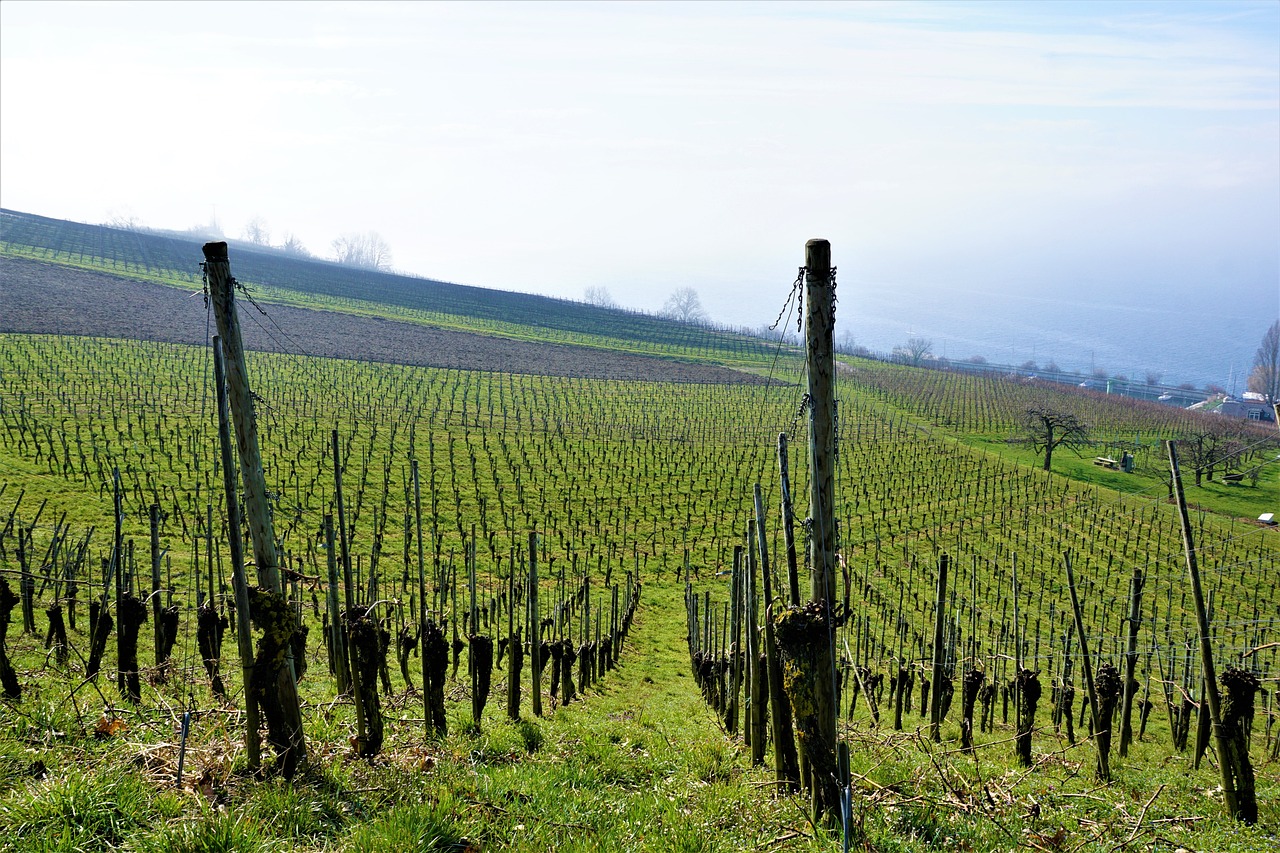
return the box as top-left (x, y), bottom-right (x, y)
top-left (202, 241), bottom-right (229, 261)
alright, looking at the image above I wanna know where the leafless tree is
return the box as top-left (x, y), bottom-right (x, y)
top-left (893, 337), bottom-right (934, 366)
top-left (243, 217), bottom-right (271, 246)
top-left (1248, 319), bottom-right (1280, 402)
top-left (105, 209), bottom-right (142, 231)
top-left (332, 232), bottom-right (393, 271)
top-left (280, 233), bottom-right (310, 257)
top-left (660, 287), bottom-right (707, 324)
top-left (1177, 424), bottom-right (1251, 487)
top-left (584, 285), bottom-right (617, 308)
top-left (1023, 405), bottom-right (1090, 471)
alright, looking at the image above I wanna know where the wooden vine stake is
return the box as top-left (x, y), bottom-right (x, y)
top-left (204, 242), bottom-right (306, 778)
top-left (1064, 552), bottom-right (1108, 782)
top-left (213, 337), bottom-right (261, 772)
top-left (755, 483), bottom-right (800, 790)
top-left (1167, 441), bottom-right (1255, 824)
top-left (773, 238), bottom-right (840, 824)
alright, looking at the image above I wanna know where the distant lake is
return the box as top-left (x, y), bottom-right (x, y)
top-left (842, 279), bottom-right (1277, 392)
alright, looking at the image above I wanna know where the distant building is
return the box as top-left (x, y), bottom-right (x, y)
top-left (1192, 394), bottom-right (1275, 422)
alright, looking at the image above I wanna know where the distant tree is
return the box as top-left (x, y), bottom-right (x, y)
top-left (243, 217), bottom-right (271, 246)
top-left (1248, 319), bottom-right (1280, 402)
top-left (1044, 360), bottom-right (1061, 374)
top-left (1204, 383), bottom-right (1226, 396)
top-left (105, 209), bottom-right (142, 231)
top-left (332, 232), bottom-right (392, 271)
top-left (280, 233), bottom-right (310, 257)
top-left (660, 287), bottom-right (707, 324)
top-left (187, 216), bottom-right (224, 241)
top-left (893, 337), bottom-right (934, 366)
top-left (1144, 371), bottom-right (1162, 386)
top-left (967, 354), bottom-right (988, 365)
top-left (1091, 368), bottom-right (1108, 380)
top-left (1177, 382), bottom-right (1197, 391)
top-left (835, 329), bottom-right (858, 355)
top-left (1023, 405), bottom-right (1089, 472)
top-left (1020, 360), bottom-right (1038, 373)
top-left (1176, 424), bottom-right (1245, 487)
top-left (584, 286), bottom-right (617, 308)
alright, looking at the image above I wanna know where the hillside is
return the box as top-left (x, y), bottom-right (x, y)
top-left (0, 208), bottom-right (789, 370)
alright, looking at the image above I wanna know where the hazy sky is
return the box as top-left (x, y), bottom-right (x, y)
top-left (2, 1), bottom-right (1277, 351)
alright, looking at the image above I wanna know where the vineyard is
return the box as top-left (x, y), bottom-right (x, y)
top-left (0, 209), bottom-right (786, 369)
top-left (0, 239), bottom-right (1278, 851)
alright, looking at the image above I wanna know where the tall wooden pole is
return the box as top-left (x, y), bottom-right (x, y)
top-left (804, 239), bottom-right (837, 606)
top-left (204, 242), bottom-right (305, 777)
top-left (213, 336), bottom-right (261, 771)
top-left (1167, 441), bottom-right (1240, 819)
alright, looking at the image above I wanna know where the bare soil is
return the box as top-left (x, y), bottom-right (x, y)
top-left (0, 257), bottom-right (772, 385)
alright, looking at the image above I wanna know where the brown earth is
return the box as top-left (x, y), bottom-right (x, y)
top-left (0, 256), bottom-right (772, 385)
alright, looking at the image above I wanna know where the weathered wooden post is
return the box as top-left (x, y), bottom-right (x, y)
top-left (1065, 553), bottom-right (1109, 782)
top-left (214, 336), bottom-right (262, 770)
top-left (1168, 441), bottom-right (1252, 823)
top-left (756, 484), bottom-right (800, 790)
top-left (773, 239), bottom-right (840, 824)
top-left (204, 242), bottom-right (306, 778)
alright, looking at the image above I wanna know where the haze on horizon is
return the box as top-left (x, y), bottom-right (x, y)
top-left (2, 0), bottom-right (1277, 382)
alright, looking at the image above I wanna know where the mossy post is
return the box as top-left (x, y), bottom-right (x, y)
top-left (1168, 441), bottom-right (1246, 822)
top-left (773, 239), bottom-right (840, 824)
top-left (214, 338), bottom-right (261, 770)
top-left (204, 241), bottom-right (306, 778)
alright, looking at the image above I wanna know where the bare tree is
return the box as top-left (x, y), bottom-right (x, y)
top-left (332, 232), bottom-right (393, 271)
top-left (660, 287), bottom-right (707, 324)
top-left (1145, 371), bottom-right (1162, 386)
top-left (584, 285), bottom-right (617, 308)
top-left (893, 337), bottom-right (934, 366)
top-left (1177, 424), bottom-right (1248, 487)
top-left (1248, 319), bottom-right (1280, 402)
top-left (105, 209), bottom-right (142, 231)
top-left (1024, 405), bottom-right (1090, 471)
top-left (280, 233), bottom-right (310, 257)
top-left (243, 217), bottom-right (271, 246)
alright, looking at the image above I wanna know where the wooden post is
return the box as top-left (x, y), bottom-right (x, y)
top-left (529, 532), bottom-right (542, 717)
top-left (1168, 441), bottom-right (1246, 821)
top-left (804, 239), bottom-right (837, 605)
top-left (777, 434), bottom-right (801, 607)
top-left (213, 336), bottom-right (261, 772)
top-left (332, 430), bottom-right (354, 612)
top-left (1119, 567), bottom-right (1144, 757)
top-left (929, 554), bottom-right (949, 742)
top-left (323, 515), bottom-right (347, 694)
top-left (150, 504), bottom-right (162, 667)
top-left (727, 544), bottom-right (743, 735)
top-left (204, 242), bottom-right (305, 778)
top-left (747, 520), bottom-right (766, 765)
top-left (1064, 552), bottom-right (1108, 782)
top-left (412, 460), bottom-right (429, 735)
top-left (756, 484), bottom-right (800, 789)
top-left (770, 239), bottom-right (841, 824)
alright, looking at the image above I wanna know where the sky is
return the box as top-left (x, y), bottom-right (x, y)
top-left (2, 1), bottom-right (1278, 379)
